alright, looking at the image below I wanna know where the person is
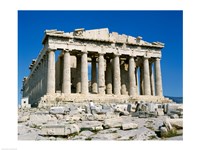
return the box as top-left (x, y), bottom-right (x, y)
top-left (89, 100), bottom-right (96, 114)
top-left (135, 101), bottom-right (140, 112)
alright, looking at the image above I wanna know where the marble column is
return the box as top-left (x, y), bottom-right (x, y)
top-left (81, 52), bottom-right (88, 94)
top-left (42, 58), bottom-right (45, 95)
top-left (113, 55), bottom-right (121, 95)
top-left (150, 62), bottom-right (155, 96)
top-left (121, 63), bottom-right (127, 95)
top-left (143, 57), bottom-right (151, 95)
top-left (98, 53), bottom-right (105, 94)
top-left (76, 55), bottom-right (81, 93)
top-left (155, 58), bottom-right (163, 96)
top-left (62, 51), bottom-right (71, 94)
top-left (129, 56), bottom-right (137, 96)
top-left (135, 67), bottom-right (139, 95)
top-left (106, 58), bottom-right (112, 94)
top-left (91, 57), bottom-right (97, 93)
top-left (140, 66), bottom-right (144, 95)
top-left (44, 55), bottom-right (47, 94)
top-left (47, 50), bottom-right (55, 94)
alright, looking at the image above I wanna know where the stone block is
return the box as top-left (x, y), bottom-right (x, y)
top-left (83, 28), bottom-right (109, 40)
top-left (169, 119), bottom-right (183, 129)
top-left (40, 124), bottom-right (80, 136)
top-left (167, 103), bottom-right (183, 114)
top-left (29, 114), bottom-right (55, 124)
top-left (170, 114), bottom-right (179, 119)
top-left (78, 121), bottom-right (103, 131)
top-left (69, 109), bottom-right (80, 115)
top-left (49, 106), bottom-right (69, 114)
top-left (127, 103), bottom-right (136, 112)
top-left (94, 114), bottom-right (106, 121)
top-left (147, 103), bottom-right (157, 112)
top-left (127, 36), bottom-right (135, 44)
top-left (122, 123), bottom-right (138, 130)
top-left (117, 34), bottom-right (127, 43)
top-left (79, 130), bottom-right (94, 137)
top-left (103, 117), bottom-right (123, 129)
top-left (114, 104), bottom-right (128, 112)
top-left (119, 111), bottom-right (130, 116)
top-left (110, 32), bottom-right (118, 42)
top-left (163, 119), bottom-right (173, 131)
top-left (18, 115), bottom-right (30, 123)
top-left (90, 133), bottom-right (119, 140)
top-left (157, 108), bottom-right (164, 116)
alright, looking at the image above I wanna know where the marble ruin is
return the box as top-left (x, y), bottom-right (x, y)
top-left (21, 28), bottom-right (171, 107)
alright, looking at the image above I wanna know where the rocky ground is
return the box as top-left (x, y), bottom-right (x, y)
top-left (18, 102), bottom-right (183, 140)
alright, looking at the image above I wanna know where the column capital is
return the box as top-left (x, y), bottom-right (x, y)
top-left (99, 52), bottom-right (105, 56)
top-left (143, 56), bottom-right (150, 59)
top-left (82, 51), bottom-right (88, 54)
top-left (129, 55), bottom-right (135, 58)
top-left (114, 53), bottom-right (120, 57)
top-left (47, 48), bottom-right (56, 52)
top-left (63, 49), bottom-right (70, 53)
top-left (155, 57), bottom-right (161, 61)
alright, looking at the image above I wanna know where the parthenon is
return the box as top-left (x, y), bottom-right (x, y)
top-left (22, 28), bottom-right (171, 107)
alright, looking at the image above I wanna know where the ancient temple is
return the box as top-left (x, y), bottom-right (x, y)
top-left (22, 28), bottom-right (171, 107)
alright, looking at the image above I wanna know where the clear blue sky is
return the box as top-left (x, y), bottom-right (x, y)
top-left (18, 10), bottom-right (182, 103)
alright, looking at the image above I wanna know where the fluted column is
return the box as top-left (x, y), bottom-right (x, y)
top-left (135, 67), bottom-right (139, 95)
top-left (150, 62), bottom-right (155, 95)
top-left (155, 58), bottom-right (163, 96)
top-left (62, 51), bottom-right (71, 94)
top-left (76, 55), bottom-right (81, 93)
top-left (47, 50), bottom-right (55, 94)
top-left (98, 53), bottom-right (105, 94)
top-left (81, 52), bottom-right (88, 94)
top-left (113, 55), bottom-right (121, 95)
top-left (91, 57), bottom-right (97, 93)
top-left (129, 56), bottom-right (137, 96)
top-left (143, 57), bottom-right (151, 95)
top-left (106, 58), bottom-right (112, 94)
top-left (140, 66), bottom-right (144, 95)
top-left (121, 63), bottom-right (128, 95)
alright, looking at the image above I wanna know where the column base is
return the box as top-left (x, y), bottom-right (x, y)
top-left (35, 94), bottom-right (173, 108)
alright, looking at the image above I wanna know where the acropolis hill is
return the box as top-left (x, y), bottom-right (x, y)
top-left (21, 28), bottom-right (172, 107)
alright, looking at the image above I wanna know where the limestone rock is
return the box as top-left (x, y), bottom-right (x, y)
top-left (40, 124), bottom-right (80, 136)
top-left (29, 114), bottom-right (56, 124)
top-left (122, 123), bottom-right (138, 130)
top-left (114, 104), bottom-right (128, 112)
top-left (157, 108), bottom-right (164, 116)
top-left (18, 115), bottom-right (30, 123)
top-left (163, 119), bottom-right (173, 131)
top-left (117, 127), bottom-right (158, 140)
top-left (103, 117), bottom-right (123, 129)
top-left (169, 119), bottom-right (183, 129)
top-left (160, 127), bottom-right (168, 136)
top-left (90, 133), bottom-right (120, 140)
top-left (49, 106), bottom-right (69, 114)
top-left (170, 114), bottom-right (179, 119)
top-left (78, 121), bottom-right (103, 131)
top-left (119, 111), bottom-right (130, 116)
top-left (127, 103), bottom-right (136, 112)
top-left (79, 130), bottom-right (95, 137)
top-left (167, 103), bottom-right (183, 115)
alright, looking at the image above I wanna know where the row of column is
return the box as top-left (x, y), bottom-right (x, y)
top-left (23, 55), bottom-right (48, 102)
top-left (46, 49), bottom-right (163, 96)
